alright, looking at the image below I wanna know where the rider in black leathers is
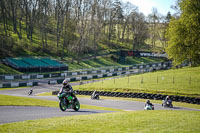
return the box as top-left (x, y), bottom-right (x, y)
top-left (145, 100), bottom-right (154, 110)
top-left (58, 79), bottom-right (77, 102)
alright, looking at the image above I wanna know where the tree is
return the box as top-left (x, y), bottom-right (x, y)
top-left (121, 2), bottom-right (137, 42)
top-left (130, 12), bottom-right (148, 51)
top-left (107, 0), bottom-right (122, 45)
top-left (39, 0), bottom-right (51, 52)
top-left (166, 11), bottom-right (171, 23)
top-left (147, 8), bottom-right (160, 49)
top-left (0, 0), bottom-right (8, 36)
top-left (166, 0), bottom-right (200, 66)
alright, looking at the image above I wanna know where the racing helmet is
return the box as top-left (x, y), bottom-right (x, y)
top-left (62, 79), bottom-right (69, 87)
top-left (146, 100), bottom-right (150, 103)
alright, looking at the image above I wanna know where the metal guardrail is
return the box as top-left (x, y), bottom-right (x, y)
top-left (0, 61), bottom-right (172, 82)
top-left (0, 61), bottom-right (173, 88)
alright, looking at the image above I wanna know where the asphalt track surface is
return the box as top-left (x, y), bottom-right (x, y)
top-left (0, 84), bottom-right (199, 124)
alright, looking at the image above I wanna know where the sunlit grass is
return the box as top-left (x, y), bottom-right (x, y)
top-left (0, 110), bottom-right (199, 133)
top-left (0, 94), bottom-right (122, 111)
top-left (74, 67), bottom-right (200, 97)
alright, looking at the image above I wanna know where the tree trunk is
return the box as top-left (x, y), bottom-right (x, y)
top-left (122, 20), bottom-right (128, 42)
top-left (1, 0), bottom-right (7, 36)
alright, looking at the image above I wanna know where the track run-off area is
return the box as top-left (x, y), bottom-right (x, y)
top-left (0, 83), bottom-right (199, 124)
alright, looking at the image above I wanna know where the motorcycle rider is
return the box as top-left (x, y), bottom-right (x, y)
top-left (28, 88), bottom-right (33, 95)
top-left (91, 90), bottom-right (99, 99)
top-left (58, 79), bottom-right (77, 103)
top-left (165, 95), bottom-right (172, 105)
top-left (144, 100), bottom-right (154, 110)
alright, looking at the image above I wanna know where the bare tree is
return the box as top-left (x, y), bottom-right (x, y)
top-left (121, 2), bottom-right (137, 42)
top-left (107, 0), bottom-right (122, 45)
top-left (130, 12), bottom-right (148, 50)
top-left (147, 8), bottom-right (160, 49)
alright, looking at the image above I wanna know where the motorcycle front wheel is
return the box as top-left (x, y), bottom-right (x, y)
top-left (59, 100), bottom-right (67, 111)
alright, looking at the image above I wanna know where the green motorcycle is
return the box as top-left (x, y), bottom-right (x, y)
top-left (57, 92), bottom-right (80, 111)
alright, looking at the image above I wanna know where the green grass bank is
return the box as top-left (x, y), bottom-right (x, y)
top-left (0, 94), bottom-right (121, 112)
top-left (74, 66), bottom-right (200, 97)
top-left (0, 110), bottom-right (199, 133)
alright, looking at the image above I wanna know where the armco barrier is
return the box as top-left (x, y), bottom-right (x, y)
top-left (52, 90), bottom-right (200, 104)
top-left (0, 81), bottom-right (38, 88)
top-left (48, 67), bottom-right (165, 85)
top-left (0, 61), bottom-right (173, 81)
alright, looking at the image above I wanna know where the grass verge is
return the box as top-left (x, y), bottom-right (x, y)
top-left (0, 94), bottom-right (121, 111)
top-left (0, 110), bottom-right (199, 133)
top-left (0, 63), bottom-right (22, 74)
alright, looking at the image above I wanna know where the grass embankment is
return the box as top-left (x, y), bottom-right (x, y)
top-left (0, 63), bottom-right (22, 75)
top-left (0, 110), bottom-right (199, 133)
top-left (66, 56), bottom-right (165, 70)
top-left (74, 67), bottom-right (200, 97)
top-left (0, 94), bottom-right (121, 111)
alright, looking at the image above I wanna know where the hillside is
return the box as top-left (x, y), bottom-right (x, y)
top-left (0, 17), bottom-right (165, 59)
top-left (0, 19), bottom-right (166, 74)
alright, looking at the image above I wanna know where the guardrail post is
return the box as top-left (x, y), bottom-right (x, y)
top-left (141, 76), bottom-right (143, 84)
top-left (189, 76), bottom-right (191, 84)
top-left (157, 75), bottom-right (158, 83)
top-left (128, 75), bottom-right (129, 84)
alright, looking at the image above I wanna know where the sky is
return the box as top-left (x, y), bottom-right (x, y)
top-left (122, 0), bottom-right (176, 16)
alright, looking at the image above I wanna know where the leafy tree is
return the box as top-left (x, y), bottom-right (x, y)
top-left (166, 0), bottom-right (200, 66)
top-left (166, 11), bottom-right (171, 23)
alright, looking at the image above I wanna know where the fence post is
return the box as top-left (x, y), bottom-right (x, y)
top-left (157, 75), bottom-right (158, 83)
top-left (141, 76), bottom-right (143, 84)
top-left (189, 76), bottom-right (191, 84)
top-left (128, 75), bottom-right (129, 83)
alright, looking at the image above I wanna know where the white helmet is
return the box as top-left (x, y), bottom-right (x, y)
top-left (62, 79), bottom-right (69, 87)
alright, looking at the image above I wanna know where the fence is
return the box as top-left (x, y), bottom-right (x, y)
top-left (0, 61), bottom-right (172, 88)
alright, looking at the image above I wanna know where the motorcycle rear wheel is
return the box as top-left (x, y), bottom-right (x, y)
top-left (73, 101), bottom-right (80, 111)
top-left (96, 96), bottom-right (99, 100)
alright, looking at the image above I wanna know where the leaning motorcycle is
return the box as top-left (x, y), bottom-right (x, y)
top-left (162, 100), bottom-right (173, 108)
top-left (28, 89), bottom-right (33, 96)
top-left (144, 104), bottom-right (154, 110)
top-left (91, 93), bottom-right (100, 100)
top-left (57, 92), bottom-right (80, 111)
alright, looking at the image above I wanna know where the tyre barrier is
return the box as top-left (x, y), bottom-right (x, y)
top-left (51, 90), bottom-right (200, 104)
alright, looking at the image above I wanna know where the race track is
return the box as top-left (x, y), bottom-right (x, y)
top-left (0, 84), bottom-right (199, 124)
top-left (0, 106), bottom-right (114, 124)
